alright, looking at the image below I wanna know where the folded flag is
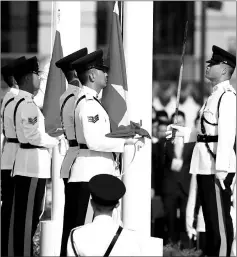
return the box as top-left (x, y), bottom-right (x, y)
top-left (106, 121), bottom-right (151, 139)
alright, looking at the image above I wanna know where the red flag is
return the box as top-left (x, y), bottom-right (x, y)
top-left (42, 30), bottom-right (66, 137)
top-left (101, 2), bottom-right (130, 132)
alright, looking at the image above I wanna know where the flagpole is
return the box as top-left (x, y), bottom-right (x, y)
top-left (122, 2), bottom-right (156, 242)
top-left (40, 3), bottom-right (65, 256)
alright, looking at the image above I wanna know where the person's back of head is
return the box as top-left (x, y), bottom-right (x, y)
top-left (1, 56), bottom-right (26, 88)
top-left (89, 174), bottom-right (126, 216)
top-left (68, 174), bottom-right (147, 257)
top-left (55, 48), bottom-right (88, 84)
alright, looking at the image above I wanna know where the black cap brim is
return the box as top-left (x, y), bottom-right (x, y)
top-left (96, 64), bottom-right (109, 72)
top-left (206, 59), bottom-right (220, 65)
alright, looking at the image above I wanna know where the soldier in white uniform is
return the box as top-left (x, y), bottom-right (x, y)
top-left (60, 50), bottom-right (142, 256)
top-left (55, 48), bottom-right (88, 255)
top-left (57, 48), bottom-right (88, 180)
top-left (1, 56), bottom-right (26, 256)
top-left (67, 174), bottom-right (143, 256)
top-left (10, 56), bottom-right (59, 256)
top-left (166, 45), bottom-right (236, 256)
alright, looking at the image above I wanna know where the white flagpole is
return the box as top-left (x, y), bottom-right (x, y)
top-left (122, 3), bottom-right (163, 254)
top-left (40, 2), bottom-right (65, 256)
top-left (122, 0), bottom-right (154, 236)
top-left (40, 220), bottom-right (57, 256)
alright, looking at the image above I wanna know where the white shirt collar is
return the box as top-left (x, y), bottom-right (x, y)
top-left (93, 214), bottom-right (114, 223)
top-left (68, 83), bottom-right (78, 91)
top-left (212, 80), bottom-right (231, 93)
top-left (9, 87), bottom-right (19, 95)
top-left (82, 85), bottom-right (99, 98)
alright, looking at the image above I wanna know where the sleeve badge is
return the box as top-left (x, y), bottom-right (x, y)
top-left (28, 116), bottom-right (38, 125)
top-left (87, 114), bottom-right (99, 123)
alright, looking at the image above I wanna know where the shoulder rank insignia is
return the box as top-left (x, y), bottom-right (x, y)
top-left (87, 114), bottom-right (99, 123)
top-left (28, 116), bottom-right (37, 125)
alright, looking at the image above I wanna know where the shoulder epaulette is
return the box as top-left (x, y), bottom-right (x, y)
top-left (224, 87), bottom-right (236, 94)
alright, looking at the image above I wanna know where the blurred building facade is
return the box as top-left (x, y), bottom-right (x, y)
top-left (1, 1), bottom-right (236, 105)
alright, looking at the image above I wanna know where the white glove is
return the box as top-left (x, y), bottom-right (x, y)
top-left (215, 170), bottom-right (228, 190)
top-left (58, 136), bottom-right (69, 156)
top-left (125, 136), bottom-right (145, 147)
top-left (171, 158), bottom-right (183, 172)
top-left (166, 124), bottom-right (190, 139)
top-left (135, 137), bottom-right (145, 151)
top-left (186, 216), bottom-right (197, 240)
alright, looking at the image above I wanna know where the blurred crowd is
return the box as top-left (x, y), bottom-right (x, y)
top-left (151, 82), bottom-right (201, 249)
